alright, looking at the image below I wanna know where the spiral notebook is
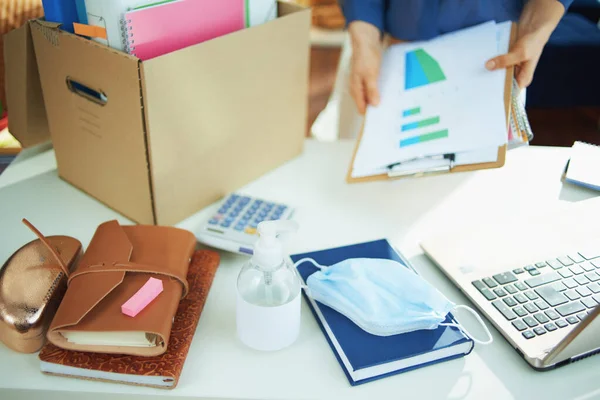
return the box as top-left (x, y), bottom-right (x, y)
top-left (122, 0), bottom-right (245, 61)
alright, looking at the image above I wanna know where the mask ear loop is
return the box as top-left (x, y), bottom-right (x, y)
top-left (292, 258), bottom-right (325, 296)
top-left (440, 305), bottom-right (494, 345)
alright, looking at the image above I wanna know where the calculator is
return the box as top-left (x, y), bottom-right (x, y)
top-left (195, 193), bottom-right (295, 255)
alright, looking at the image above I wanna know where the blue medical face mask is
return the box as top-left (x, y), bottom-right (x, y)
top-left (293, 257), bottom-right (493, 345)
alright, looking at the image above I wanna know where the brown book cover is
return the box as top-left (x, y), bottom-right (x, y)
top-left (38, 249), bottom-right (220, 389)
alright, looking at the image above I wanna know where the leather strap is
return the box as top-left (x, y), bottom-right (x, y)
top-left (68, 261), bottom-right (189, 297)
top-left (22, 218), bottom-right (71, 277)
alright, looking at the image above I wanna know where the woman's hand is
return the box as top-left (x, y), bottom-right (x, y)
top-left (348, 21), bottom-right (383, 115)
top-left (485, 0), bottom-right (566, 89)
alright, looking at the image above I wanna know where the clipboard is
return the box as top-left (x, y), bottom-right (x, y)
top-left (346, 23), bottom-right (517, 184)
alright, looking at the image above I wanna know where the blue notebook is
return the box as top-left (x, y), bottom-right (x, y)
top-left (291, 239), bottom-right (474, 386)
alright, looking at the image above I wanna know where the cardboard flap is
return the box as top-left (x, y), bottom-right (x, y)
top-left (4, 22), bottom-right (51, 148)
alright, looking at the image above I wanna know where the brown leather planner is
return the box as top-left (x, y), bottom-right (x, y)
top-left (47, 220), bottom-right (196, 357)
top-left (39, 250), bottom-right (221, 389)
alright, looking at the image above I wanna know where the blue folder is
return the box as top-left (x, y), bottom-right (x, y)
top-left (291, 239), bottom-right (474, 386)
top-left (42, 0), bottom-right (80, 33)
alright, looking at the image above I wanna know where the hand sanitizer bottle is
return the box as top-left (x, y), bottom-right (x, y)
top-left (236, 220), bottom-right (301, 351)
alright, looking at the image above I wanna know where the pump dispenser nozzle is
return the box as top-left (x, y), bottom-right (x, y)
top-left (252, 220), bottom-right (299, 270)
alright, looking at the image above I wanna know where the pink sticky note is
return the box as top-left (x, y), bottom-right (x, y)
top-left (121, 277), bottom-right (164, 317)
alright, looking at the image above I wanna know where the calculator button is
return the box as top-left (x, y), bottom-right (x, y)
top-left (576, 286), bottom-right (592, 297)
top-left (556, 319), bottom-right (569, 328)
top-left (503, 297), bottom-right (517, 307)
top-left (234, 225), bottom-right (245, 231)
top-left (524, 303), bottom-right (538, 313)
top-left (533, 327), bottom-right (546, 336)
top-left (480, 289), bottom-right (497, 301)
top-left (483, 278), bottom-right (498, 288)
top-left (547, 260), bottom-right (563, 270)
top-left (512, 320), bottom-right (527, 331)
top-left (534, 300), bottom-right (549, 310)
top-left (556, 302), bottom-right (586, 317)
top-left (218, 207), bottom-right (229, 214)
top-left (534, 313), bottom-right (549, 324)
top-left (570, 265), bottom-right (584, 275)
top-left (577, 312), bottom-right (588, 321)
top-left (582, 262), bottom-right (596, 272)
top-left (245, 227), bottom-right (257, 235)
top-left (522, 331), bottom-right (535, 339)
top-left (492, 300), bottom-right (517, 320)
top-left (505, 284), bottom-right (518, 294)
top-left (523, 316), bottom-right (538, 327)
top-left (579, 248), bottom-right (600, 261)
top-left (524, 291), bottom-right (539, 300)
top-left (249, 222), bottom-right (258, 229)
top-left (574, 275), bottom-right (590, 285)
top-left (558, 269), bottom-right (574, 278)
top-left (493, 272), bottom-right (517, 285)
top-left (513, 306), bottom-right (527, 317)
top-left (240, 196), bottom-right (251, 204)
top-left (588, 283), bottom-right (600, 293)
top-left (515, 282), bottom-right (527, 291)
top-left (221, 222), bottom-right (231, 228)
top-left (586, 272), bottom-right (600, 282)
top-left (208, 219), bottom-right (219, 225)
top-left (581, 297), bottom-right (598, 309)
top-left (545, 310), bottom-right (560, 320)
top-left (569, 253), bottom-right (585, 263)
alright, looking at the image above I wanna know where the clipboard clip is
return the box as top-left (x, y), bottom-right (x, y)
top-left (387, 153), bottom-right (455, 178)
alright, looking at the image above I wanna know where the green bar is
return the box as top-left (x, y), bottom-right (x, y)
top-left (402, 107), bottom-right (421, 117)
top-left (400, 129), bottom-right (448, 148)
top-left (245, 0), bottom-right (251, 27)
top-left (132, 0), bottom-right (175, 10)
top-left (401, 116), bottom-right (440, 131)
top-left (414, 49), bottom-right (446, 84)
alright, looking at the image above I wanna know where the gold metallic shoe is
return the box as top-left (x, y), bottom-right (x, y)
top-left (0, 219), bottom-right (82, 353)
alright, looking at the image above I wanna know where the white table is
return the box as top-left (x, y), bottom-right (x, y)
top-left (0, 140), bottom-right (599, 400)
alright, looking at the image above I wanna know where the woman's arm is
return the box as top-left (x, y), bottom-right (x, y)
top-left (486, 0), bottom-right (572, 88)
top-left (338, 0), bottom-right (386, 114)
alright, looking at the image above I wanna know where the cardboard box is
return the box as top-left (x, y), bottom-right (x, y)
top-left (4, 2), bottom-right (310, 225)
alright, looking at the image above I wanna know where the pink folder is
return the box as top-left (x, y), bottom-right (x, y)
top-left (123, 0), bottom-right (245, 61)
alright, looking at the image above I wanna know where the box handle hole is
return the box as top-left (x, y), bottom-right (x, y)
top-left (66, 77), bottom-right (108, 106)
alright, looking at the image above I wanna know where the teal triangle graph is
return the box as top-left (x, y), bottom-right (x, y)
top-left (405, 49), bottom-right (446, 90)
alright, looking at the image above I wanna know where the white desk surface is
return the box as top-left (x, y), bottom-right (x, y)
top-left (0, 140), bottom-right (598, 400)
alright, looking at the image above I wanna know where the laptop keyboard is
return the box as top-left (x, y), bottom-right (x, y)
top-left (472, 248), bottom-right (600, 340)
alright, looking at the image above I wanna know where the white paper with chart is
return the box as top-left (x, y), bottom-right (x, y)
top-left (351, 21), bottom-right (509, 178)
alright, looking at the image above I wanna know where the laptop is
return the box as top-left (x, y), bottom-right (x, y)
top-left (420, 197), bottom-right (600, 370)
